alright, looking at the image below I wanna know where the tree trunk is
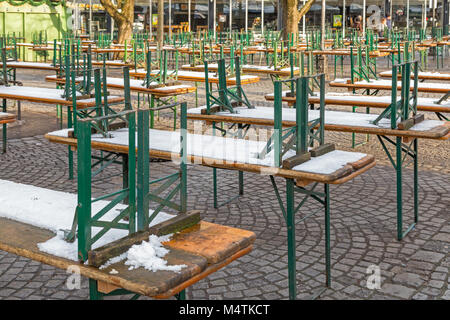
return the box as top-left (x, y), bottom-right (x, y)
top-left (117, 20), bottom-right (133, 44)
top-left (100, 0), bottom-right (135, 44)
top-left (281, 0), bottom-right (316, 39)
top-left (157, 0), bottom-right (164, 48)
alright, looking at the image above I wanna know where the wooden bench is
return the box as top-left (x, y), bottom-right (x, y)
top-left (45, 75), bottom-right (197, 97)
top-left (0, 61), bottom-right (58, 71)
top-left (264, 92), bottom-right (450, 119)
top-left (379, 70), bottom-right (450, 81)
top-left (45, 124), bottom-right (376, 300)
top-left (329, 78), bottom-right (450, 94)
top-left (0, 212), bottom-right (255, 299)
top-left (181, 63), bottom-right (301, 77)
top-left (129, 69), bottom-right (260, 86)
top-left (0, 112), bottom-right (15, 152)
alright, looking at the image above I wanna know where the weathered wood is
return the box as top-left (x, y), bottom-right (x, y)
top-left (88, 211), bottom-right (201, 267)
top-left (310, 143), bottom-right (335, 157)
top-left (186, 110), bottom-right (450, 139)
top-left (413, 113), bottom-right (425, 124)
top-left (163, 221), bottom-right (256, 264)
top-left (201, 105), bottom-right (222, 115)
top-left (0, 217), bottom-right (254, 298)
top-left (282, 152), bottom-right (311, 169)
top-left (397, 118), bottom-right (415, 130)
top-left (45, 131), bottom-right (377, 183)
top-left (349, 155), bottom-right (375, 170)
top-left (148, 211), bottom-right (201, 236)
top-left (295, 179), bottom-right (314, 187)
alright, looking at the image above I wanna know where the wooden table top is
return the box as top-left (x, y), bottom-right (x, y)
top-left (0, 217), bottom-right (255, 298)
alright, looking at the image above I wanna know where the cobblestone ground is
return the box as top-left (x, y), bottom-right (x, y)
top-left (0, 55), bottom-right (448, 300)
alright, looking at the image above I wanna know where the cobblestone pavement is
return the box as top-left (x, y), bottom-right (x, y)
top-left (0, 57), bottom-right (448, 300)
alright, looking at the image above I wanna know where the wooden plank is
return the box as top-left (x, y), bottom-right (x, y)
top-left (0, 113), bottom-right (16, 124)
top-left (44, 132), bottom-right (376, 184)
top-left (163, 221), bottom-right (256, 264)
top-left (329, 80), bottom-right (450, 94)
top-left (186, 111), bottom-right (450, 140)
top-left (282, 152), bottom-right (311, 169)
top-left (0, 217), bottom-right (203, 296)
top-left (397, 118), bottom-right (415, 130)
top-left (88, 211), bottom-right (201, 267)
top-left (266, 94), bottom-right (450, 113)
top-left (310, 143), bottom-right (335, 157)
top-left (0, 90), bottom-right (124, 108)
top-left (148, 211), bottom-right (201, 236)
top-left (0, 217), bottom-right (255, 297)
top-left (413, 114), bottom-right (425, 124)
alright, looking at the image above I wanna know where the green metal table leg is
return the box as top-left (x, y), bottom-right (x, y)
top-left (150, 95), bottom-right (155, 128)
top-left (122, 154), bottom-right (129, 205)
top-left (396, 136), bottom-right (403, 240)
top-left (213, 167), bottom-right (218, 209)
top-left (413, 139), bottom-right (419, 225)
top-left (324, 183), bottom-right (331, 287)
top-left (177, 289), bottom-right (186, 300)
top-left (286, 178), bottom-right (297, 300)
top-left (2, 99), bottom-right (6, 153)
top-left (239, 171), bottom-right (244, 195)
top-left (89, 279), bottom-right (103, 300)
top-left (67, 106), bottom-right (74, 180)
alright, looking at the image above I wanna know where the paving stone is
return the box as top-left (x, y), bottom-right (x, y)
top-left (0, 80), bottom-right (449, 300)
top-left (392, 273), bottom-right (425, 288)
top-left (412, 292), bottom-right (429, 300)
top-left (0, 289), bottom-right (16, 297)
top-left (381, 284), bottom-right (416, 299)
top-left (13, 288), bottom-right (35, 299)
top-left (411, 250), bottom-right (445, 263)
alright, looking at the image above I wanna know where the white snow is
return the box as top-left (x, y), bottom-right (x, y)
top-left (123, 234), bottom-right (187, 273)
top-left (0, 179), bottom-right (175, 262)
top-left (0, 86), bottom-right (70, 100)
top-left (46, 75), bottom-right (192, 92)
top-left (292, 150), bottom-right (366, 174)
top-left (0, 61), bottom-right (55, 69)
top-left (0, 112), bottom-right (13, 118)
top-left (268, 91), bottom-right (450, 109)
top-left (141, 69), bottom-right (258, 81)
top-left (187, 105), bottom-right (445, 131)
top-left (47, 127), bottom-right (368, 175)
top-left (379, 70), bottom-right (450, 79)
top-left (331, 78), bottom-right (450, 91)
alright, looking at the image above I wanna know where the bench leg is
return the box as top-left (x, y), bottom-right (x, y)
top-left (176, 289), bottom-right (186, 300)
top-left (286, 178), bottom-right (297, 300)
top-left (2, 123), bottom-right (6, 154)
top-left (277, 178), bottom-right (331, 300)
top-left (89, 279), bottom-right (103, 300)
top-left (65, 106), bottom-right (74, 180)
top-left (378, 135), bottom-right (419, 240)
top-left (2, 98), bottom-right (6, 153)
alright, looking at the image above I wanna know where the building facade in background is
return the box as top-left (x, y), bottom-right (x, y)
top-left (1, 0), bottom-right (449, 40)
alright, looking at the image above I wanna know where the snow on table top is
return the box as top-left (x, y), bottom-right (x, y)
top-left (47, 127), bottom-right (367, 176)
top-left (148, 69), bottom-right (258, 81)
top-left (265, 91), bottom-right (450, 108)
top-left (0, 85), bottom-right (122, 104)
top-left (0, 85), bottom-right (71, 100)
top-left (187, 106), bottom-right (444, 131)
top-left (331, 78), bottom-right (450, 90)
top-left (181, 64), bottom-right (299, 73)
top-left (0, 61), bottom-right (54, 68)
top-left (46, 75), bottom-right (192, 91)
top-left (0, 179), bottom-right (174, 261)
top-left (379, 70), bottom-right (450, 78)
